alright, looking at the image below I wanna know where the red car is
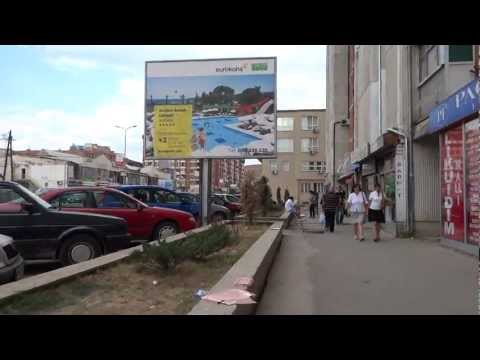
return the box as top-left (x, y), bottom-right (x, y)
top-left (40, 187), bottom-right (197, 242)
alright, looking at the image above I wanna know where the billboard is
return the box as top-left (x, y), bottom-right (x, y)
top-left (144, 57), bottom-right (276, 160)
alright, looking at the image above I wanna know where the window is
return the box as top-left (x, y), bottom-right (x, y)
top-left (277, 139), bottom-right (293, 153)
top-left (270, 160), bottom-right (278, 172)
top-left (312, 183), bottom-right (324, 193)
top-left (301, 183), bottom-right (311, 193)
top-left (301, 116), bottom-right (319, 130)
top-left (277, 117), bottom-right (294, 131)
top-left (282, 161), bottom-right (290, 172)
top-left (419, 45), bottom-right (440, 82)
top-left (151, 190), bottom-right (178, 203)
top-left (302, 161), bottom-right (326, 172)
top-left (129, 189), bottom-right (151, 203)
top-left (94, 191), bottom-right (135, 209)
top-left (0, 187), bottom-right (29, 213)
top-left (449, 45), bottom-right (473, 62)
top-left (53, 192), bottom-right (89, 208)
top-left (301, 138), bottom-right (319, 152)
top-left (21, 168), bottom-right (26, 180)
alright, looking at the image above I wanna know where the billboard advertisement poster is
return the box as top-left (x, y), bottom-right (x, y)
top-left (144, 57), bottom-right (276, 159)
top-left (440, 125), bottom-right (465, 242)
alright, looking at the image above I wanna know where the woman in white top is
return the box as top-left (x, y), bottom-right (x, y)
top-left (368, 184), bottom-right (385, 242)
top-left (347, 184), bottom-right (369, 241)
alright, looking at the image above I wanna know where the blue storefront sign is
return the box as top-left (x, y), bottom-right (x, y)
top-left (428, 79), bottom-right (480, 134)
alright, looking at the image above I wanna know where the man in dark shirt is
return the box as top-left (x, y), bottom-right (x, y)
top-left (336, 187), bottom-right (346, 225)
top-left (322, 186), bottom-right (340, 233)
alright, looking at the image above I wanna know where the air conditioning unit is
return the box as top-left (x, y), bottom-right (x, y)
top-left (309, 148), bottom-right (318, 155)
top-left (312, 127), bottom-right (320, 133)
top-left (272, 170), bottom-right (278, 175)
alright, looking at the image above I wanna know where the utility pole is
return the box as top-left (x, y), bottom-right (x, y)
top-left (2, 131), bottom-right (14, 181)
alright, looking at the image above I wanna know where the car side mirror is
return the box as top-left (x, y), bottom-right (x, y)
top-left (21, 202), bottom-right (35, 214)
top-left (137, 203), bottom-right (145, 212)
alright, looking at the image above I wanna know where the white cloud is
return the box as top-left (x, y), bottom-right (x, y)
top-left (45, 56), bottom-right (98, 71)
top-left (1, 77), bottom-right (145, 161)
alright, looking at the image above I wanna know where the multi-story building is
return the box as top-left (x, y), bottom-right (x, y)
top-left (169, 159), bottom-right (200, 192)
top-left (328, 45), bottom-right (479, 254)
top-left (212, 159), bottom-right (243, 193)
top-left (260, 109), bottom-right (327, 205)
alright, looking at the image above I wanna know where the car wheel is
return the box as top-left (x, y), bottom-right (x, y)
top-left (153, 221), bottom-right (179, 241)
top-left (211, 212), bottom-right (226, 223)
top-left (59, 234), bottom-right (102, 266)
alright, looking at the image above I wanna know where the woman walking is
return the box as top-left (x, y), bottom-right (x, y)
top-left (368, 183), bottom-right (385, 242)
top-left (347, 184), bottom-right (369, 241)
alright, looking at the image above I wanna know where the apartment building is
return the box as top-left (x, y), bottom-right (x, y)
top-left (260, 109), bottom-right (327, 205)
top-left (212, 159), bottom-right (243, 193)
top-left (327, 45), bottom-right (479, 254)
top-left (170, 159), bottom-right (200, 192)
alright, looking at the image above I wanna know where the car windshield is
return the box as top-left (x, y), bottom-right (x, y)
top-left (15, 183), bottom-right (52, 209)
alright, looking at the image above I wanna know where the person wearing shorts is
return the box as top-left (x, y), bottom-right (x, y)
top-left (368, 183), bottom-right (385, 242)
top-left (347, 184), bottom-right (368, 241)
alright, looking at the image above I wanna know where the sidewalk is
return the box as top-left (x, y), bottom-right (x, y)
top-left (256, 219), bottom-right (478, 315)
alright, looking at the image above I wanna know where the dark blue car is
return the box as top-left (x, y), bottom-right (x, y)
top-left (114, 185), bottom-right (201, 218)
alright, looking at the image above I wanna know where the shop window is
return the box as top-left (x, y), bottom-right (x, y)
top-left (449, 45), bottom-right (473, 63)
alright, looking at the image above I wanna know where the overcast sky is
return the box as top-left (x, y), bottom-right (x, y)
top-left (0, 45), bottom-right (326, 163)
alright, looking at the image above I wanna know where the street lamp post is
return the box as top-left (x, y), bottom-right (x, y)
top-left (115, 125), bottom-right (137, 158)
top-left (332, 119), bottom-right (349, 187)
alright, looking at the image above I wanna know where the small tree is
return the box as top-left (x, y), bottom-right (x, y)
top-left (284, 189), bottom-right (290, 203)
top-left (276, 187), bottom-right (282, 207)
top-left (255, 176), bottom-right (273, 216)
top-left (240, 171), bottom-right (258, 224)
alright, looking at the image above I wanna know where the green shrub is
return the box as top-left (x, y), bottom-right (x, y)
top-left (130, 224), bottom-right (236, 272)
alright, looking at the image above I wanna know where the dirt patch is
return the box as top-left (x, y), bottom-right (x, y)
top-left (0, 223), bottom-right (269, 315)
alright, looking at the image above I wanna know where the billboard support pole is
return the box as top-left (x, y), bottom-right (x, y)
top-left (200, 159), bottom-right (210, 226)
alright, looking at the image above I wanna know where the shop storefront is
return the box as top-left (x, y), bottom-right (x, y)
top-left (427, 78), bottom-right (480, 253)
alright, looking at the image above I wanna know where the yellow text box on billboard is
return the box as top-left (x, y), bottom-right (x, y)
top-left (153, 105), bottom-right (193, 158)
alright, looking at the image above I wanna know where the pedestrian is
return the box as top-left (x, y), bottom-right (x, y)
top-left (285, 196), bottom-right (296, 227)
top-left (368, 183), bottom-right (386, 242)
top-left (336, 186), bottom-right (346, 225)
top-left (321, 185), bottom-right (340, 233)
top-left (346, 184), bottom-right (369, 241)
top-left (309, 190), bottom-right (317, 218)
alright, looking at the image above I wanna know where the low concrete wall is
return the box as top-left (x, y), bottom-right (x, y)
top-left (189, 217), bottom-right (287, 315)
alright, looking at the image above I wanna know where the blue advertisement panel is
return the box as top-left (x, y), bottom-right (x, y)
top-left (428, 79), bottom-right (480, 135)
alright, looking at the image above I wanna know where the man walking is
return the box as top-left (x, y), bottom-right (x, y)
top-left (322, 186), bottom-right (340, 233)
top-left (336, 186), bottom-right (346, 225)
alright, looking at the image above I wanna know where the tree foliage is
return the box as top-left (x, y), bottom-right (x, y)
top-left (255, 176), bottom-right (273, 216)
top-left (240, 171), bottom-right (259, 224)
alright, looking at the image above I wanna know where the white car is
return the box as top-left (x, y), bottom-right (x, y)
top-left (0, 234), bottom-right (24, 285)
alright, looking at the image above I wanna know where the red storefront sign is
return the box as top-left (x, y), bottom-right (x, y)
top-left (465, 118), bottom-right (480, 245)
top-left (440, 125), bottom-right (465, 242)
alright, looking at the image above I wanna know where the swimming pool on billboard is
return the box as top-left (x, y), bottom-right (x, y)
top-left (192, 116), bottom-right (259, 152)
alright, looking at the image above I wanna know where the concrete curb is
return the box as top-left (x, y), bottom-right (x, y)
top-left (189, 213), bottom-right (288, 315)
top-left (0, 223), bottom-right (216, 304)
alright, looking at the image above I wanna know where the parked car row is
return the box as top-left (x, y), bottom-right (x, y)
top-left (0, 181), bottom-right (241, 285)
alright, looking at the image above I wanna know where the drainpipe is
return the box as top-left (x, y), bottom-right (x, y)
top-left (378, 45), bottom-right (382, 136)
top-left (407, 45), bottom-right (415, 236)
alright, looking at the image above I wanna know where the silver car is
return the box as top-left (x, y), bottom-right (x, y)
top-left (0, 234), bottom-right (24, 285)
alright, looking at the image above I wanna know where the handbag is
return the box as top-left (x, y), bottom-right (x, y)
top-left (319, 211), bottom-right (326, 225)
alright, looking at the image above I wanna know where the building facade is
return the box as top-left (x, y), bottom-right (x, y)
top-left (328, 45), bottom-right (479, 254)
top-left (260, 109), bottom-right (327, 205)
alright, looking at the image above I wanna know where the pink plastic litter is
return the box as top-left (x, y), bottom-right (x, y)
top-left (202, 288), bottom-right (256, 306)
top-left (234, 277), bottom-right (254, 289)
